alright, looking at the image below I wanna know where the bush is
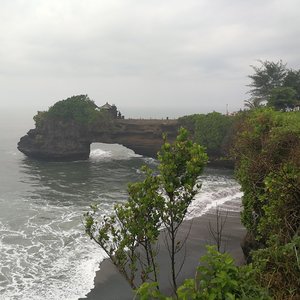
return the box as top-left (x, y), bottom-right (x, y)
top-left (253, 236), bottom-right (300, 299)
top-left (32, 94), bottom-right (113, 129)
top-left (136, 246), bottom-right (269, 299)
top-left (46, 94), bottom-right (98, 124)
top-left (232, 108), bottom-right (300, 299)
top-left (179, 112), bottom-right (235, 158)
top-left (232, 109), bottom-right (300, 239)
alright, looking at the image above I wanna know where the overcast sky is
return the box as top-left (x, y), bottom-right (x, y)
top-left (1, 0), bottom-right (299, 118)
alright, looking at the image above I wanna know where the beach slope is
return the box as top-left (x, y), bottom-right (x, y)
top-left (80, 210), bottom-right (245, 300)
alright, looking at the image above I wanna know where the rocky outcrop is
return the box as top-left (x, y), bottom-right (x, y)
top-left (18, 119), bottom-right (179, 161)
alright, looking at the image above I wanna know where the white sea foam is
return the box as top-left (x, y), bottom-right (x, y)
top-left (90, 143), bottom-right (142, 161)
top-left (0, 202), bottom-right (107, 300)
top-left (186, 174), bottom-right (243, 220)
top-left (89, 148), bottom-right (112, 160)
top-left (0, 138), bottom-right (243, 300)
top-left (0, 175), bottom-right (242, 300)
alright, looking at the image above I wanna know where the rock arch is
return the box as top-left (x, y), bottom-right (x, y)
top-left (18, 119), bottom-right (179, 161)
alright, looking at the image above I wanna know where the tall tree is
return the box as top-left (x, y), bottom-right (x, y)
top-left (244, 98), bottom-right (262, 109)
top-left (84, 128), bottom-right (208, 294)
top-left (157, 128), bottom-right (208, 293)
top-left (268, 87), bottom-right (298, 111)
top-left (247, 60), bottom-right (287, 105)
top-left (283, 69), bottom-right (300, 100)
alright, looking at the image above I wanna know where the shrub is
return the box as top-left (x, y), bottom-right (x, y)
top-left (136, 246), bottom-right (270, 299)
top-left (178, 112), bottom-right (235, 158)
top-left (232, 108), bottom-right (300, 299)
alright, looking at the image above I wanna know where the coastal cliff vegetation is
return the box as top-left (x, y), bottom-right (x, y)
top-left (136, 109), bottom-right (300, 299)
top-left (245, 60), bottom-right (300, 110)
top-left (85, 128), bottom-right (208, 295)
top-left (231, 61), bottom-right (300, 299)
top-left (83, 60), bottom-right (299, 299)
top-left (178, 112), bottom-right (235, 160)
top-left (84, 125), bottom-right (271, 299)
top-left (16, 60), bottom-right (299, 298)
top-left (33, 94), bottom-right (113, 129)
top-left (232, 109), bottom-right (300, 299)
top-left (178, 60), bottom-right (300, 163)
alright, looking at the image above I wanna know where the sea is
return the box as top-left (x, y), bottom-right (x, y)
top-left (0, 110), bottom-right (242, 300)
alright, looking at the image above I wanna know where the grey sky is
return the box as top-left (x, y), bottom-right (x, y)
top-left (1, 0), bottom-right (299, 118)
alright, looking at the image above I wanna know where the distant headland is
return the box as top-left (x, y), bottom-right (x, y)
top-left (17, 95), bottom-right (179, 161)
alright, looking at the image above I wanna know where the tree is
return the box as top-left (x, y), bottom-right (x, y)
top-left (110, 104), bottom-right (118, 118)
top-left (245, 60), bottom-right (300, 110)
top-left (85, 167), bottom-right (163, 289)
top-left (247, 60), bottom-right (287, 105)
top-left (157, 128), bottom-right (208, 293)
top-left (208, 206), bottom-right (228, 253)
top-left (84, 128), bottom-right (208, 294)
top-left (32, 94), bottom-right (115, 130)
top-left (284, 69), bottom-right (300, 100)
top-left (244, 98), bottom-right (262, 109)
top-left (47, 94), bottom-right (97, 121)
top-left (268, 87), bottom-right (298, 111)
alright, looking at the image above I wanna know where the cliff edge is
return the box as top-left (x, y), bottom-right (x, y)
top-left (18, 118), bottom-right (179, 161)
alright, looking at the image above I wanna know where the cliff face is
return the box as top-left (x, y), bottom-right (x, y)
top-left (18, 120), bottom-right (91, 161)
top-left (18, 119), bottom-right (179, 161)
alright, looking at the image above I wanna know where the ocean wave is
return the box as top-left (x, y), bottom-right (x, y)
top-left (0, 203), bottom-right (107, 300)
top-left (89, 143), bottom-right (142, 161)
top-left (0, 144), bottom-right (243, 300)
top-left (186, 175), bottom-right (243, 219)
top-left (89, 148), bottom-right (112, 160)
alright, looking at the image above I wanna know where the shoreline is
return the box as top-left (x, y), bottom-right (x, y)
top-left (80, 210), bottom-right (246, 300)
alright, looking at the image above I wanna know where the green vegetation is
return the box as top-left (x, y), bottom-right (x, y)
top-left (157, 129), bottom-right (208, 292)
top-left (86, 166), bottom-right (163, 288)
top-left (268, 87), bottom-right (298, 111)
top-left (33, 94), bottom-right (112, 128)
top-left (246, 60), bottom-right (300, 110)
top-left (232, 108), bottom-right (300, 299)
top-left (135, 108), bottom-right (300, 299)
top-left (179, 112), bottom-right (235, 159)
top-left (136, 246), bottom-right (269, 299)
top-left (81, 61), bottom-right (299, 298)
top-left (47, 94), bottom-right (97, 122)
top-left (85, 128), bottom-right (208, 294)
top-left (176, 69), bottom-right (300, 298)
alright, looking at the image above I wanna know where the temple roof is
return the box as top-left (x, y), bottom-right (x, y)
top-left (100, 102), bottom-right (112, 110)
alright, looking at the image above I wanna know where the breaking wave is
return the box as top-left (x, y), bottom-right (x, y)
top-left (0, 140), bottom-right (242, 300)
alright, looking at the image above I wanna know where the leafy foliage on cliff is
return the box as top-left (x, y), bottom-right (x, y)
top-left (47, 95), bottom-right (97, 122)
top-left (136, 246), bottom-right (269, 299)
top-left (84, 128), bottom-right (208, 294)
top-left (178, 112), bottom-right (235, 158)
top-left (33, 95), bottom-right (111, 128)
top-left (232, 108), bottom-right (300, 299)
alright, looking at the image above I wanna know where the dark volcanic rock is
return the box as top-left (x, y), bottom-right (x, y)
top-left (18, 120), bottom-right (91, 161)
top-left (18, 119), bottom-right (179, 161)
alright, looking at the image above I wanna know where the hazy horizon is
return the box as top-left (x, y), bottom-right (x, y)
top-left (1, 0), bottom-right (299, 118)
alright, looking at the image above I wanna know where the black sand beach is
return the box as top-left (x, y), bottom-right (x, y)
top-left (80, 210), bottom-right (246, 300)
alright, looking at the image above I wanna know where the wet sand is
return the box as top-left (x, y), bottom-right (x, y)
top-left (80, 210), bottom-right (246, 300)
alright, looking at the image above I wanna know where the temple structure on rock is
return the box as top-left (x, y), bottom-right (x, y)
top-left (100, 102), bottom-right (113, 110)
top-left (98, 102), bottom-right (123, 119)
